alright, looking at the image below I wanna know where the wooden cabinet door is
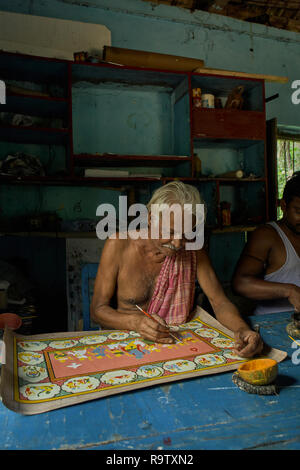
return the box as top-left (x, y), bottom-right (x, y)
top-left (192, 109), bottom-right (266, 140)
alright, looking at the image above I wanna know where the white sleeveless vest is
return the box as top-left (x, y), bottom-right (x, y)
top-left (254, 222), bottom-right (300, 315)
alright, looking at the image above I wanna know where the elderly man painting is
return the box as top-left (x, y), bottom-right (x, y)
top-left (91, 181), bottom-right (262, 358)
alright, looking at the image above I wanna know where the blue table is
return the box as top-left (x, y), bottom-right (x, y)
top-left (1, 311), bottom-right (299, 450)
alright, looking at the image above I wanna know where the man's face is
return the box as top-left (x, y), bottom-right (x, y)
top-left (149, 209), bottom-right (197, 256)
top-left (281, 196), bottom-right (300, 234)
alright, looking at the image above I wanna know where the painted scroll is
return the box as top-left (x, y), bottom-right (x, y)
top-left (0, 308), bottom-right (287, 415)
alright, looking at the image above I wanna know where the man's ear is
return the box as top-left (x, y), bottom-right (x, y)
top-left (280, 199), bottom-right (287, 214)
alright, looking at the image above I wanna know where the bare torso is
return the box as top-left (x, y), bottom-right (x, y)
top-left (116, 238), bottom-right (166, 314)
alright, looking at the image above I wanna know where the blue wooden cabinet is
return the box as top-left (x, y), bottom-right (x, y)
top-left (0, 50), bottom-right (269, 295)
top-left (0, 50), bottom-right (268, 232)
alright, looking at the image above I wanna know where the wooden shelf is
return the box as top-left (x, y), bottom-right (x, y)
top-left (0, 124), bottom-right (70, 145)
top-left (0, 175), bottom-right (73, 185)
top-left (72, 61), bottom-right (187, 90)
top-left (162, 176), bottom-right (265, 183)
top-left (0, 225), bottom-right (258, 238)
top-left (0, 231), bottom-right (97, 239)
top-left (0, 50), bottom-right (68, 84)
top-left (73, 153), bottom-right (191, 168)
top-left (192, 138), bottom-right (265, 149)
top-left (4, 92), bottom-right (69, 118)
top-left (192, 107), bottom-right (263, 115)
top-left (7, 92), bottom-right (68, 102)
top-left (0, 175), bottom-right (162, 186)
top-left (0, 174), bottom-right (266, 187)
top-left (212, 225), bottom-right (258, 234)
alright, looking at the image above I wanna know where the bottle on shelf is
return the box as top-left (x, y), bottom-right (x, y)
top-left (194, 155), bottom-right (202, 177)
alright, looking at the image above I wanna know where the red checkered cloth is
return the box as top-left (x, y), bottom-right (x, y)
top-left (147, 250), bottom-right (197, 325)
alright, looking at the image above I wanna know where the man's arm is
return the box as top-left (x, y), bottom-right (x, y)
top-left (91, 238), bottom-right (129, 330)
top-left (90, 238), bottom-right (173, 343)
top-left (196, 249), bottom-right (263, 357)
top-left (232, 226), bottom-right (300, 309)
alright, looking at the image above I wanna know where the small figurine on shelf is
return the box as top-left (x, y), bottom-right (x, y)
top-left (192, 88), bottom-right (202, 108)
top-left (225, 85), bottom-right (245, 110)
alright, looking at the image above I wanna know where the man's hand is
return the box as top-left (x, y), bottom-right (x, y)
top-left (233, 328), bottom-right (264, 358)
top-left (134, 312), bottom-right (174, 344)
top-left (288, 285), bottom-right (300, 312)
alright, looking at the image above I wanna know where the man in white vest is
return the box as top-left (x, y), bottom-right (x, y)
top-left (233, 173), bottom-right (300, 314)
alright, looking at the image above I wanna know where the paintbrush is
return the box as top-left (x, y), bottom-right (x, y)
top-left (135, 304), bottom-right (179, 343)
top-left (288, 334), bottom-right (300, 348)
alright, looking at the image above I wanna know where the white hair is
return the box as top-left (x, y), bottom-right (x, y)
top-left (147, 181), bottom-right (204, 216)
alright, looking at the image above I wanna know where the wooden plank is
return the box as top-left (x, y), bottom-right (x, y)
top-left (194, 67), bottom-right (288, 84)
top-left (104, 46), bottom-right (205, 71)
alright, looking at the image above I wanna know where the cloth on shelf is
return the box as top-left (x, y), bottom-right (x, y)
top-left (0, 153), bottom-right (45, 176)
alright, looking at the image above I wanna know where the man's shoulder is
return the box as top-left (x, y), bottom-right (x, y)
top-left (104, 233), bottom-right (130, 252)
top-left (251, 223), bottom-right (278, 240)
top-left (245, 223), bottom-right (279, 254)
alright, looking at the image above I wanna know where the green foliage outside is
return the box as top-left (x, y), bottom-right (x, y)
top-left (277, 139), bottom-right (300, 218)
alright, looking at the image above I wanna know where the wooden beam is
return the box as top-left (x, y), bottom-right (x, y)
top-left (193, 67), bottom-right (288, 84)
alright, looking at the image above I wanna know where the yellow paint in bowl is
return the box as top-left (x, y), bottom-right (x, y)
top-left (238, 358), bottom-right (278, 385)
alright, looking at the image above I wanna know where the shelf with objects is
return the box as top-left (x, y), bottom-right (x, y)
top-left (0, 51), bottom-right (72, 182)
top-left (0, 50), bottom-right (270, 237)
top-left (187, 72), bottom-right (268, 232)
top-left (190, 73), bottom-right (265, 139)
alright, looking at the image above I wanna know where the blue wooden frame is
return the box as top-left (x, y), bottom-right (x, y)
top-left (81, 263), bottom-right (99, 331)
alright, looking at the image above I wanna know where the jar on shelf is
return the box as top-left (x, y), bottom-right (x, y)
top-left (220, 201), bottom-right (231, 226)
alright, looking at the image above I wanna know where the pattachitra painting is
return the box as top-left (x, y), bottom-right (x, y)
top-left (0, 308), bottom-right (287, 415)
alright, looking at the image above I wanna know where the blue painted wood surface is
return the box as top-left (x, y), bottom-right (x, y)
top-left (1, 311), bottom-right (299, 450)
